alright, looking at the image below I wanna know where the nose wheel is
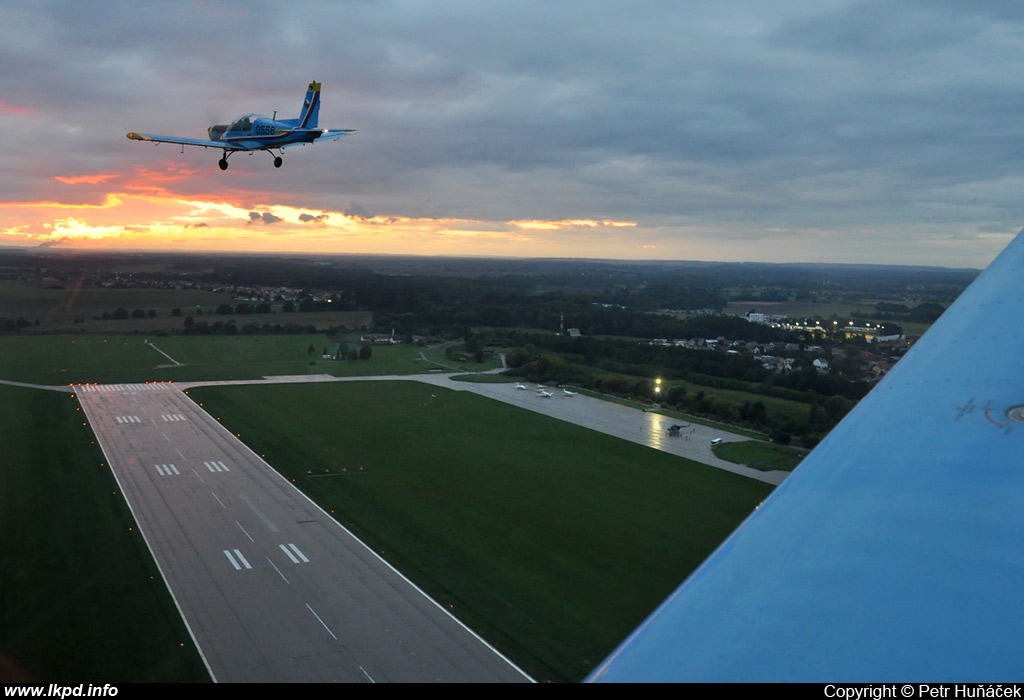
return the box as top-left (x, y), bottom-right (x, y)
top-left (219, 158), bottom-right (229, 170)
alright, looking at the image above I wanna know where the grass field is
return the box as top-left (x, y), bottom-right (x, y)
top-left (0, 385), bottom-right (208, 682)
top-left (187, 380), bottom-right (773, 682)
top-left (0, 334), bottom-right (451, 385)
top-left (713, 439), bottom-right (805, 471)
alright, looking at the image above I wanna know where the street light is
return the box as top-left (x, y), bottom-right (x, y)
top-left (655, 377), bottom-right (662, 396)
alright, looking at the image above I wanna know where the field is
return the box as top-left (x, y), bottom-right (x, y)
top-left (0, 335), bottom-right (462, 385)
top-left (187, 380), bottom-right (772, 681)
top-left (1, 333), bottom-right (772, 682)
top-left (714, 439), bottom-right (805, 471)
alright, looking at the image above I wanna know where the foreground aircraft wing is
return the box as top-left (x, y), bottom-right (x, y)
top-left (126, 131), bottom-right (230, 150)
top-left (589, 228), bottom-right (1024, 682)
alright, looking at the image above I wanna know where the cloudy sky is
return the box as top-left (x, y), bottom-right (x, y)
top-left (3, 0), bottom-right (1024, 268)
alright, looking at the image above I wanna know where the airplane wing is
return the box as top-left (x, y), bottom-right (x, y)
top-left (589, 228), bottom-right (1024, 682)
top-left (127, 131), bottom-right (234, 150)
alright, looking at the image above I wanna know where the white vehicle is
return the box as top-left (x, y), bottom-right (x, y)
top-left (563, 389), bottom-right (577, 397)
top-left (710, 438), bottom-right (723, 446)
top-left (537, 389), bottom-right (553, 398)
top-left (515, 383), bottom-right (527, 390)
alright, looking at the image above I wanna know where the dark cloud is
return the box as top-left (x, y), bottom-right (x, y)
top-left (4, 1), bottom-right (1024, 265)
top-left (298, 213), bottom-right (327, 223)
top-left (37, 236), bottom-right (69, 248)
top-left (344, 203), bottom-right (372, 220)
top-left (249, 211), bottom-right (283, 224)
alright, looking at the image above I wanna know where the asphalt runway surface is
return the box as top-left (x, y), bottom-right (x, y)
top-left (76, 381), bottom-right (531, 683)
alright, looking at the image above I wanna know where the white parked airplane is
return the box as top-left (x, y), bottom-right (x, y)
top-left (563, 389), bottom-right (577, 397)
top-left (537, 389), bottom-right (553, 398)
top-left (515, 383), bottom-right (527, 390)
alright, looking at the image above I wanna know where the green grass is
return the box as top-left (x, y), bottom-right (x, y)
top-left (713, 439), bottom-right (806, 471)
top-left (187, 381), bottom-right (773, 682)
top-left (0, 385), bottom-right (208, 682)
top-left (0, 334), bottom-right (444, 385)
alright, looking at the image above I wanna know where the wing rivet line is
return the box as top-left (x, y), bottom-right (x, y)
top-left (1004, 405), bottom-right (1024, 423)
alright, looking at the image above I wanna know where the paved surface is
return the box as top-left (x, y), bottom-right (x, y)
top-left (76, 381), bottom-right (530, 683)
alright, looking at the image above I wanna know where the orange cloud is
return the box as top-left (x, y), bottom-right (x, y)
top-left (53, 173), bottom-right (121, 185)
top-left (508, 218), bottom-right (637, 230)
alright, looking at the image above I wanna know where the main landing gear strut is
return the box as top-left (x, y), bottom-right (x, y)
top-left (217, 151), bottom-right (283, 170)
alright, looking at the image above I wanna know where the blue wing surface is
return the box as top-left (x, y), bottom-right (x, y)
top-left (589, 229), bottom-right (1024, 682)
top-left (126, 131), bottom-right (235, 150)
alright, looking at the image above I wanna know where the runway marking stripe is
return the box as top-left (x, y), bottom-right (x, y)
top-left (280, 544), bottom-right (299, 563)
top-left (279, 543), bottom-right (309, 564)
top-left (305, 603), bottom-right (337, 640)
top-left (287, 543), bottom-right (309, 563)
top-left (154, 463), bottom-right (180, 476)
top-left (234, 549), bottom-right (252, 569)
top-left (224, 549), bottom-right (252, 570)
top-left (205, 461), bottom-right (229, 472)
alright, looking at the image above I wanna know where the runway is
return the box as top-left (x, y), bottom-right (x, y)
top-left (76, 381), bottom-right (530, 683)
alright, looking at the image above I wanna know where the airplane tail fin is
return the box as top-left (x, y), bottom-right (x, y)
top-left (297, 81), bottom-right (321, 129)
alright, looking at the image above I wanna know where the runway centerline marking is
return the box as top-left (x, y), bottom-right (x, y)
top-left (236, 521), bottom-right (254, 542)
top-left (306, 603), bottom-right (337, 640)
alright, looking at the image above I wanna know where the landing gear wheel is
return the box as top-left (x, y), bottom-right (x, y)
top-left (274, 156), bottom-right (283, 168)
top-left (219, 158), bottom-right (229, 171)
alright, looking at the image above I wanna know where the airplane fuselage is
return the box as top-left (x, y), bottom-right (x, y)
top-left (207, 114), bottom-right (326, 150)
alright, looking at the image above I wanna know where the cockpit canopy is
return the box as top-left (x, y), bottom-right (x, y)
top-left (228, 114), bottom-right (267, 132)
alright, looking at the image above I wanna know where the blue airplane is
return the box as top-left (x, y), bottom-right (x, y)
top-left (589, 228), bottom-right (1024, 682)
top-left (127, 81), bottom-right (354, 170)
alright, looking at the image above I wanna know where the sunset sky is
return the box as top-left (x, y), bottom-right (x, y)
top-left (4, 1), bottom-right (1024, 268)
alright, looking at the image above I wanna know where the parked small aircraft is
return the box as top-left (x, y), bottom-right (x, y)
top-left (563, 389), bottom-right (577, 397)
top-left (537, 389), bottom-right (553, 398)
top-left (515, 383), bottom-right (527, 390)
top-left (127, 81), bottom-right (354, 170)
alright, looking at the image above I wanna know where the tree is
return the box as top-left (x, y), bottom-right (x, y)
top-left (359, 345), bottom-right (372, 360)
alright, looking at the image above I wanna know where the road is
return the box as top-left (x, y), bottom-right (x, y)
top-left (76, 381), bottom-right (531, 683)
